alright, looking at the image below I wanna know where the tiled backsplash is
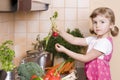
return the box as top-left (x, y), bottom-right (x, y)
top-left (0, 0), bottom-right (90, 66)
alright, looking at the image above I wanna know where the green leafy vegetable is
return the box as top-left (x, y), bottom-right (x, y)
top-left (17, 62), bottom-right (44, 80)
top-left (42, 28), bottom-right (85, 60)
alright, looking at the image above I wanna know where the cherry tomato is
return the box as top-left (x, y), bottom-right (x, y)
top-left (52, 32), bottom-right (59, 37)
top-left (31, 75), bottom-right (38, 80)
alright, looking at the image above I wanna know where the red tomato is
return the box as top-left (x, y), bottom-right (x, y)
top-left (52, 32), bottom-right (59, 37)
top-left (31, 75), bottom-right (38, 80)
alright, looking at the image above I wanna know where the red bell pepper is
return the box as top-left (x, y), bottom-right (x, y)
top-left (44, 62), bottom-right (66, 80)
top-left (43, 69), bottom-right (61, 80)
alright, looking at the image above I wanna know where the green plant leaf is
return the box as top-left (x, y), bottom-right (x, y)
top-left (53, 11), bottom-right (58, 19)
top-left (0, 40), bottom-right (15, 71)
top-left (42, 28), bottom-right (85, 60)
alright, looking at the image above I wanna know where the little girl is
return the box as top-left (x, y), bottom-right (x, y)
top-left (55, 7), bottom-right (119, 80)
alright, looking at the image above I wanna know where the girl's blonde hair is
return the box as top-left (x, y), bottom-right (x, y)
top-left (90, 7), bottom-right (119, 37)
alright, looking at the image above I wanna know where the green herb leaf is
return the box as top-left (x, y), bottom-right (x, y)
top-left (42, 28), bottom-right (85, 60)
top-left (0, 40), bottom-right (15, 71)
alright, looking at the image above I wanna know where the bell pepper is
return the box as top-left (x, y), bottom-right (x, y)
top-left (44, 62), bottom-right (66, 80)
top-left (43, 69), bottom-right (61, 80)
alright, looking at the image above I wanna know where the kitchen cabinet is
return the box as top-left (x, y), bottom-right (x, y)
top-left (0, 0), bottom-right (50, 12)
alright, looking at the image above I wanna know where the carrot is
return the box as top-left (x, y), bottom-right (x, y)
top-left (61, 61), bottom-right (71, 73)
top-left (64, 61), bottom-right (74, 72)
top-left (45, 62), bottom-right (62, 71)
top-left (58, 62), bottom-right (67, 74)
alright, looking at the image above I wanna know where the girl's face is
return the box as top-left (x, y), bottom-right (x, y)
top-left (92, 15), bottom-right (113, 38)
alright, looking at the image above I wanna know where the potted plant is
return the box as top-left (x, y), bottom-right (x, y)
top-left (0, 40), bottom-right (15, 80)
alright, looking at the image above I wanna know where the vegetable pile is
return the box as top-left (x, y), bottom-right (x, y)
top-left (43, 61), bottom-right (65, 80)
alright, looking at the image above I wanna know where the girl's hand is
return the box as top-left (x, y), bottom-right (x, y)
top-left (55, 43), bottom-right (66, 52)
